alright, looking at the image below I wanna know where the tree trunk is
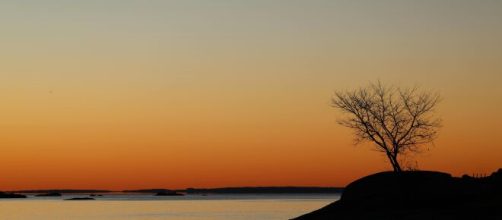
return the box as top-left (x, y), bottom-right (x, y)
top-left (387, 153), bottom-right (402, 172)
top-left (392, 155), bottom-right (402, 172)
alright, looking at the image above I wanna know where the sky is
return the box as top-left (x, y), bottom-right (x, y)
top-left (1, 0), bottom-right (501, 190)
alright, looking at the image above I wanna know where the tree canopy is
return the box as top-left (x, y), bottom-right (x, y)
top-left (332, 82), bottom-right (441, 172)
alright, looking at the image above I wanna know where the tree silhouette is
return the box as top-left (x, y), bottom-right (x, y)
top-left (332, 82), bottom-right (441, 172)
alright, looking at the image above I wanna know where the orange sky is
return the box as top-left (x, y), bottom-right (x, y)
top-left (1, 1), bottom-right (501, 190)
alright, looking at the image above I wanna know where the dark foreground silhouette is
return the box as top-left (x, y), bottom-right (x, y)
top-left (294, 169), bottom-right (502, 220)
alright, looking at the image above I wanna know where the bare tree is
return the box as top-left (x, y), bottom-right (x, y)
top-left (332, 82), bottom-right (441, 172)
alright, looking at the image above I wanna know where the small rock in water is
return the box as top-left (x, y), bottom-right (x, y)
top-left (65, 197), bottom-right (95, 200)
top-left (0, 192), bottom-right (27, 198)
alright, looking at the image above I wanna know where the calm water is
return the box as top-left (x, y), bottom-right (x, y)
top-left (0, 194), bottom-right (339, 220)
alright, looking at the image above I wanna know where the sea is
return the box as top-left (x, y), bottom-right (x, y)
top-left (0, 194), bottom-right (340, 220)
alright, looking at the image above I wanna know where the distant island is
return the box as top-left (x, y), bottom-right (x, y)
top-left (155, 191), bottom-right (184, 196)
top-left (122, 189), bottom-right (184, 196)
top-left (184, 187), bottom-right (343, 194)
top-left (122, 189), bottom-right (177, 193)
top-left (294, 169), bottom-right (502, 219)
top-left (124, 187), bottom-right (342, 194)
top-left (1, 186), bottom-right (343, 199)
top-left (35, 192), bottom-right (62, 197)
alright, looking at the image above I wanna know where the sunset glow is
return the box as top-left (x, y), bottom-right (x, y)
top-left (1, 1), bottom-right (501, 190)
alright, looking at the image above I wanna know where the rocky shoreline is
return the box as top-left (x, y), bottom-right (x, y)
top-left (294, 169), bottom-right (502, 220)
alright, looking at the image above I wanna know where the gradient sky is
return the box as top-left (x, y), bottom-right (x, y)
top-left (1, 0), bottom-right (501, 190)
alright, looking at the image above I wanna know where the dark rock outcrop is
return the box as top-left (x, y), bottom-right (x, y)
top-left (64, 197), bottom-right (95, 200)
top-left (35, 192), bottom-right (62, 197)
top-left (155, 191), bottom-right (184, 196)
top-left (0, 192), bottom-right (27, 198)
top-left (295, 169), bottom-right (502, 220)
top-left (89, 194), bottom-right (103, 197)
